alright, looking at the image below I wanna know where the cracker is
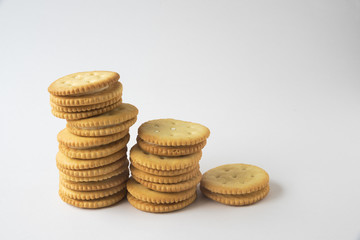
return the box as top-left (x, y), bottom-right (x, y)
top-left (59, 181), bottom-right (126, 200)
top-left (127, 192), bottom-right (196, 213)
top-left (50, 82), bottom-right (123, 106)
top-left (56, 147), bottom-right (127, 170)
top-left (131, 161), bottom-right (199, 176)
top-left (58, 134), bottom-right (130, 159)
top-left (59, 189), bottom-right (126, 209)
top-left (48, 71), bottom-right (119, 96)
top-left (137, 137), bottom-right (206, 156)
top-left (138, 119), bottom-right (210, 146)
top-left (67, 117), bottom-right (137, 137)
top-left (57, 128), bottom-right (128, 148)
top-left (67, 103), bottom-right (138, 128)
top-left (60, 170), bottom-right (129, 191)
top-left (127, 178), bottom-right (196, 204)
top-left (133, 172), bottom-right (201, 192)
top-left (51, 101), bottom-right (121, 120)
top-left (130, 165), bottom-right (201, 184)
top-left (130, 144), bottom-right (201, 170)
top-left (50, 97), bottom-right (121, 113)
top-left (59, 163), bottom-right (128, 182)
top-left (57, 157), bottom-right (128, 177)
top-left (201, 185), bottom-right (270, 206)
top-left (200, 164), bottom-right (269, 194)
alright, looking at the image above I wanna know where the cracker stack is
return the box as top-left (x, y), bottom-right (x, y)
top-left (200, 164), bottom-right (270, 206)
top-left (127, 119), bottom-right (210, 213)
top-left (48, 71), bottom-right (138, 208)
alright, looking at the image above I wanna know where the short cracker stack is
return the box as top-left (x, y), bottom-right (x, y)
top-left (200, 164), bottom-right (269, 206)
top-left (127, 119), bottom-right (210, 213)
top-left (48, 71), bottom-right (139, 208)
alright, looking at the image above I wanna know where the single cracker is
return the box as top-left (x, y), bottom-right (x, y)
top-left (127, 192), bottom-right (196, 213)
top-left (59, 181), bottom-right (126, 200)
top-left (60, 170), bottom-right (129, 191)
top-left (48, 71), bottom-right (119, 96)
top-left (137, 137), bottom-right (206, 156)
top-left (127, 178), bottom-right (196, 204)
top-left (56, 147), bottom-right (127, 170)
top-left (66, 117), bottom-right (137, 137)
top-left (57, 157), bottom-right (128, 177)
top-left (131, 161), bottom-right (199, 176)
top-left (138, 118), bottom-right (210, 146)
top-left (59, 189), bottom-right (126, 209)
top-left (130, 165), bottom-right (201, 184)
top-left (133, 172), bottom-right (202, 192)
top-left (130, 144), bottom-right (201, 170)
top-left (59, 163), bottom-right (128, 182)
top-left (67, 103), bottom-right (139, 128)
top-left (200, 164), bottom-right (269, 195)
top-left (51, 101), bottom-right (121, 120)
top-left (57, 128), bottom-right (128, 148)
top-left (50, 97), bottom-right (121, 113)
top-left (201, 185), bottom-right (270, 206)
top-left (50, 82), bottom-right (123, 106)
top-left (58, 134), bottom-right (130, 159)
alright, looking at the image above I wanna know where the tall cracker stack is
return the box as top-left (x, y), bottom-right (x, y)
top-left (48, 71), bottom-right (138, 208)
top-left (127, 119), bottom-right (210, 213)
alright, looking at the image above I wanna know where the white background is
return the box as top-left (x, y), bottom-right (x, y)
top-left (1, 0), bottom-right (359, 239)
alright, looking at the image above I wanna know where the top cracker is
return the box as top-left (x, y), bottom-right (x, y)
top-left (48, 71), bottom-right (120, 96)
top-left (138, 119), bottom-right (210, 146)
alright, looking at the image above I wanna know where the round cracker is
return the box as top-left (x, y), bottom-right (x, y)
top-left (130, 165), bottom-right (201, 184)
top-left (58, 134), bottom-right (129, 159)
top-left (56, 147), bottom-right (127, 170)
top-left (130, 144), bottom-right (201, 170)
top-left (66, 117), bottom-right (137, 137)
top-left (59, 181), bottom-right (126, 200)
top-left (138, 119), bottom-right (210, 146)
top-left (127, 178), bottom-right (196, 204)
top-left (57, 157), bottom-right (128, 177)
top-left (48, 71), bottom-right (119, 96)
top-left (200, 164), bottom-right (269, 195)
top-left (127, 192), bottom-right (196, 213)
top-left (50, 82), bottom-right (123, 106)
top-left (67, 103), bottom-right (138, 128)
top-left (57, 128), bottom-right (128, 148)
top-left (59, 163), bottom-right (128, 182)
top-left (51, 101), bottom-right (121, 120)
top-left (59, 189), bottom-right (126, 209)
top-left (200, 185), bottom-right (270, 206)
top-left (130, 161), bottom-right (199, 176)
top-left (60, 170), bottom-right (129, 191)
top-left (133, 172), bottom-right (201, 192)
top-left (137, 137), bottom-right (206, 156)
top-left (50, 97), bottom-right (121, 112)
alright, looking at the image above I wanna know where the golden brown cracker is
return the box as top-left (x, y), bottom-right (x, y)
top-left (126, 178), bottom-right (196, 204)
top-left (50, 82), bottom-right (123, 106)
top-left (200, 164), bottom-right (269, 194)
top-left (137, 137), bottom-right (206, 156)
top-left (57, 128), bottom-right (128, 148)
top-left (133, 171), bottom-right (201, 192)
top-left (60, 170), bottom-right (129, 191)
top-left (130, 165), bottom-right (201, 184)
top-left (58, 134), bottom-right (129, 159)
top-left (66, 117), bottom-right (137, 137)
top-left (201, 185), bottom-right (270, 206)
top-left (59, 189), bottom-right (126, 208)
top-left (127, 192), bottom-right (196, 213)
top-left (138, 118), bottom-right (210, 146)
top-left (48, 71), bottom-right (119, 96)
top-left (130, 144), bottom-right (201, 170)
